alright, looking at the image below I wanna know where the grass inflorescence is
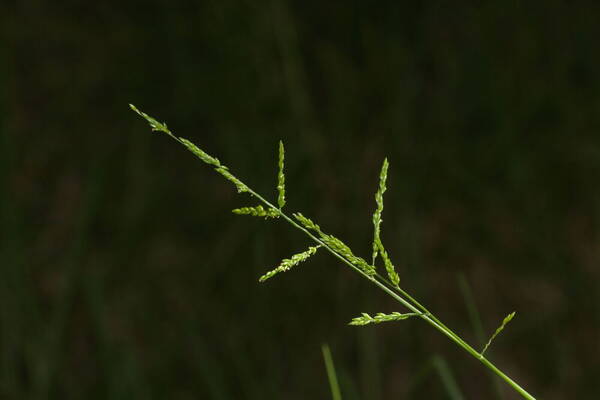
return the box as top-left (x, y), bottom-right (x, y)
top-left (232, 205), bottom-right (280, 218)
top-left (482, 312), bottom-right (516, 356)
top-left (259, 245), bottom-right (321, 282)
top-left (131, 105), bottom-right (537, 400)
top-left (349, 312), bottom-right (419, 326)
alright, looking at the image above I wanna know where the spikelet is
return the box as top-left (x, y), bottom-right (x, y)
top-left (129, 104), bottom-right (172, 134)
top-left (232, 205), bottom-right (280, 218)
top-left (369, 158), bottom-right (400, 285)
top-left (482, 312), bottom-right (516, 355)
top-left (293, 213), bottom-right (375, 276)
top-left (293, 213), bottom-right (321, 232)
top-left (131, 105), bottom-right (228, 172)
top-left (259, 245), bottom-right (321, 282)
top-left (320, 233), bottom-right (376, 277)
top-left (216, 167), bottom-right (249, 193)
top-left (349, 312), bottom-right (418, 326)
top-left (177, 138), bottom-right (222, 167)
top-left (277, 141), bottom-right (286, 209)
top-left (375, 238), bottom-right (400, 286)
top-left (372, 158), bottom-right (388, 265)
top-left (351, 256), bottom-right (376, 277)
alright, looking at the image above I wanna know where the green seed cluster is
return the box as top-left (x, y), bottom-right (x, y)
top-left (179, 138), bottom-right (221, 167)
top-left (372, 158), bottom-right (388, 264)
top-left (293, 213), bottom-right (321, 231)
top-left (259, 245), bottom-right (321, 282)
top-left (294, 213), bottom-right (375, 276)
top-left (375, 239), bottom-right (400, 286)
top-left (129, 104), bottom-right (171, 134)
top-left (277, 140), bottom-right (286, 209)
top-left (215, 167), bottom-right (249, 193)
top-left (131, 104), bottom-right (250, 193)
top-left (232, 206), bottom-right (280, 218)
top-left (321, 234), bottom-right (375, 277)
top-left (349, 312), bottom-right (417, 326)
top-left (370, 158), bottom-right (400, 286)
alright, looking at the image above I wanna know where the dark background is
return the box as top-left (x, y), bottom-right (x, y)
top-left (2, 1), bottom-right (600, 399)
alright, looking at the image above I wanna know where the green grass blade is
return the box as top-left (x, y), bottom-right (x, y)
top-left (322, 344), bottom-right (342, 400)
top-left (432, 355), bottom-right (466, 400)
top-left (408, 355), bottom-right (465, 400)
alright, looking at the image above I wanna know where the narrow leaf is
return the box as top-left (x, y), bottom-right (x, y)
top-left (481, 312), bottom-right (516, 355)
top-left (321, 344), bottom-right (342, 400)
top-left (277, 140), bottom-right (286, 209)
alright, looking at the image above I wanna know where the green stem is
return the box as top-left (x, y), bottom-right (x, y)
top-left (321, 344), bottom-right (342, 400)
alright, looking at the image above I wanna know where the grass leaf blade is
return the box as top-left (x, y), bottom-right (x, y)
top-left (321, 344), bottom-right (342, 400)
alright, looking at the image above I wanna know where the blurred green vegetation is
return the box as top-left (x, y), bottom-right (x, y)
top-left (2, 1), bottom-right (600, 398)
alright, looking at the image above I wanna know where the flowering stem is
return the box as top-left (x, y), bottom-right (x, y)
top-left (240, 184), bottom-right (535, 400)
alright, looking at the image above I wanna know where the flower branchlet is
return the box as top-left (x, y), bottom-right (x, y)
top-left (370, 158), bottom-right (400, 285)
top-left (232, 206), bottom-right (280, 218)
top-left (375, 238), bottom-right (400, 286)
top-left (372, 158), bottom-right (388, 264)
top-left (277, 140), bottom-right (286, 209)
top-left (349, 312), bottom-right (418, 326)
top-left (259, 245), bottom-right (321, 282)
top-left (293, 212), bottom-right (321, 232)
top-left (482, 312), bottom-right (516, 355)
top-left (293, 213), bottom-right (376, 276)
top-left (179, 138), bottom-right (222, 167)
top-left (215, 167), bottom-right (249, 193)
top-left (129, 104), bottom-right (171, 135)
